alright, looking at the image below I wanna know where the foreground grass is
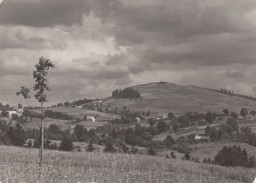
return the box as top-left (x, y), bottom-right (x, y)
top-left (0, 146), bottom-right (255, 183)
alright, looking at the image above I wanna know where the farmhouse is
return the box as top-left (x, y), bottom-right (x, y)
top-left (8, 111), bottom-right (22, 118)
top-left (87, 116), bottom-right (96, 122)
top-left (24, 139), bottom-right (35, 147)
top-left (195, 133), bottom-right (210, 142)
top-left (135, 117), bottom-right (141, 122)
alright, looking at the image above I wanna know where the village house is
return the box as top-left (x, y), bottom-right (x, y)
top-left (8, 111), bottom-right (22, 119)
top-left (87, 116), bottom-right (96, 122)
top-left (195, 133), bottom-right (210, 142)
top-left (135, 117), bottom-right (141, 122)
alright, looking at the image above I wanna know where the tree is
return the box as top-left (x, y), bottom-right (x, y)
top-left (1, 109), bottom-right (8, 118)
top-left (59, 136), bottom-right (73, 151)
top-left (156, 121), bottom-right (170, 133)
top-left (33, 57), bottom-right (54, 168)
top-left (223, 109), bottom-right (229, 115)
top-left (214, 145), bottom-right (256, 168)
top-left (164, 135), bottom-right (175, 148)
top-left (171, 151), bottom-right (176, 159)
top-left (148, 147), bottom-right (156, 156)
top-left (16, 86), bottom-right (31, 107)
top-left (104, 136), bottom-right (116, 153)
top-left (230, 112), bottom-right (238, 119)
top-left (250, 110), bottom-right (256, 117)
top-left (145, 111), bottom-right (151, 116)
top-left (7, 124), bottom-right (26, 146)
top-left (168, 112), bottom-right (174, 119)
top-left (18, 103), bottom-right (22, 109)
top-left (241, 127), bottom-right (252, 136)
top-left (148, 118), bottom-right (155, 126)
top-left (172, 121), bottom-right (179, 133)
top-left (73, 124), bottom-right (85, 141)
top-left (226, 118), bottom-right (239, 131)
top-left (184, 152), bottom-right (191, 160)
top-left (205, 111), bottom-right (214, 124)
top-left (240, 108), bottom-right (248, 118)
top-left (86, 140), bottom-right (95, 152)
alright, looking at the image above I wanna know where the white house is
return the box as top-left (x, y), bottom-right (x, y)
top-left (135, 117), bottom-right (141, 122)
top-left (195, 133), bottom-right (210, 142)
top-left (8, 111), bottom-right (22, 118)
top-left (87, 116), bottom-right (96, 122)
top-left (162, 115), bottom-right (167, 119)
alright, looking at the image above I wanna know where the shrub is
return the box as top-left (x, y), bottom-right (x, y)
top-left (86, 140), bottom-right (95, 152)
top-left (148, 147), bottom-right (156, 156)
top-left (214, 145), bottom-right (256, 168)
top-left (59, 136), bottom-right (73, 151)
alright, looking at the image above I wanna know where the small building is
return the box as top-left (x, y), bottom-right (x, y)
top-left (24, 139), bottom-right (35, 147)
top-left (135, 117), bottom-right (141, 122)
top-left (195, 133), bottom-right (210, 142)
top-left (87, 116), bottom-right (96, 122)
top-left (8, 111), bottom-right (22, 119)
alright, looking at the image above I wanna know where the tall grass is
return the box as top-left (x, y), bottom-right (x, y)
top-left (0, 145), bottom-right (254, 183)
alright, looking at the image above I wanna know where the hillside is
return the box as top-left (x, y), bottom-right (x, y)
top-left (104, 82), bottom-right (256, 115)
top-left (0, 145), bottom-right (254, 183)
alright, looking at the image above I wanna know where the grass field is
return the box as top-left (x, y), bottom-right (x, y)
top-left (189, 142), bottom-right (256, 161)
top-left (104, 82), bottom-right (256, 116)
top-left (0, 145), bottom-right (255, 183)
top-left (22, 118), bottom-right (70, 130)
top-left (43, 106), bottom-right (120, 121)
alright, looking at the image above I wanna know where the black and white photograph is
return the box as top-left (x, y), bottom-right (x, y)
top-left (0, 0), bottom-right (256, 182)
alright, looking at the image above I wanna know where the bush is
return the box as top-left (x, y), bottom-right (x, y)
top-left (148, 147), bottom-right (156, 156)
top-left (86, 140), bottom-right (95, 152)
top-left (214, 145), bottom-right (256, 168)
top-left (59, 136), bottom-right (73, 151)
top-left (184, 152), bottom-right (191, 160)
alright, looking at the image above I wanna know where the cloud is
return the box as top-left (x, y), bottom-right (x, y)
top-left (225, 71), bottom-right (245, 79)
top-left (0, 0), bottom-right (91, 27)
top-left (1, 0), bottom-right (256, 104)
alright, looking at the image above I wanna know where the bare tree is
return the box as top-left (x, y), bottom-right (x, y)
top-left (33, 57), bottom-right (54, 169)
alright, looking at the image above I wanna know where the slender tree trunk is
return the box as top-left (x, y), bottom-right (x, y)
top-left (39, 102), bottom-right (44, 172)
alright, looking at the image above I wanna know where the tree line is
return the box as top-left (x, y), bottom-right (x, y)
top-left (112, 88), bottom-right (141, 99)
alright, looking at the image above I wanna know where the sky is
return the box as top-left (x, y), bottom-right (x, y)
top-left (1, 0), bottom-right (256, 106)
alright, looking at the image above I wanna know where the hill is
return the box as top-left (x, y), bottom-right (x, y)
top-left (0, 145), bottom-right (254, 183)
top-left (104, 82), bottom-right (256, 116)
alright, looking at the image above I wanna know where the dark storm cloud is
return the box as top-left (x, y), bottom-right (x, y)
top-left (90, 0), bottom-right (256, 69)
top-left (0, 0), bottom-right (91, 27)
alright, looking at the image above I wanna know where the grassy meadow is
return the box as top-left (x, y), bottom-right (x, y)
top-left (0, 145), bottom-right (255, 183)
top-left (189, 142), bottom-right (256, 161)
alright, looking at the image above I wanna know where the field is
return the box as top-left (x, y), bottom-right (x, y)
top-left (0, 145), bottom-right (255, 183)
top-left (189, 142), bottom-right (256, 161)
top-left (104, 82), bottom-right (256, 116)
top-left (43, 106), bottom-right (120, 121)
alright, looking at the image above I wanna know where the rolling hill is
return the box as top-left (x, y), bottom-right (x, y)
top-left (104, 82), bottom-right (256, 116)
